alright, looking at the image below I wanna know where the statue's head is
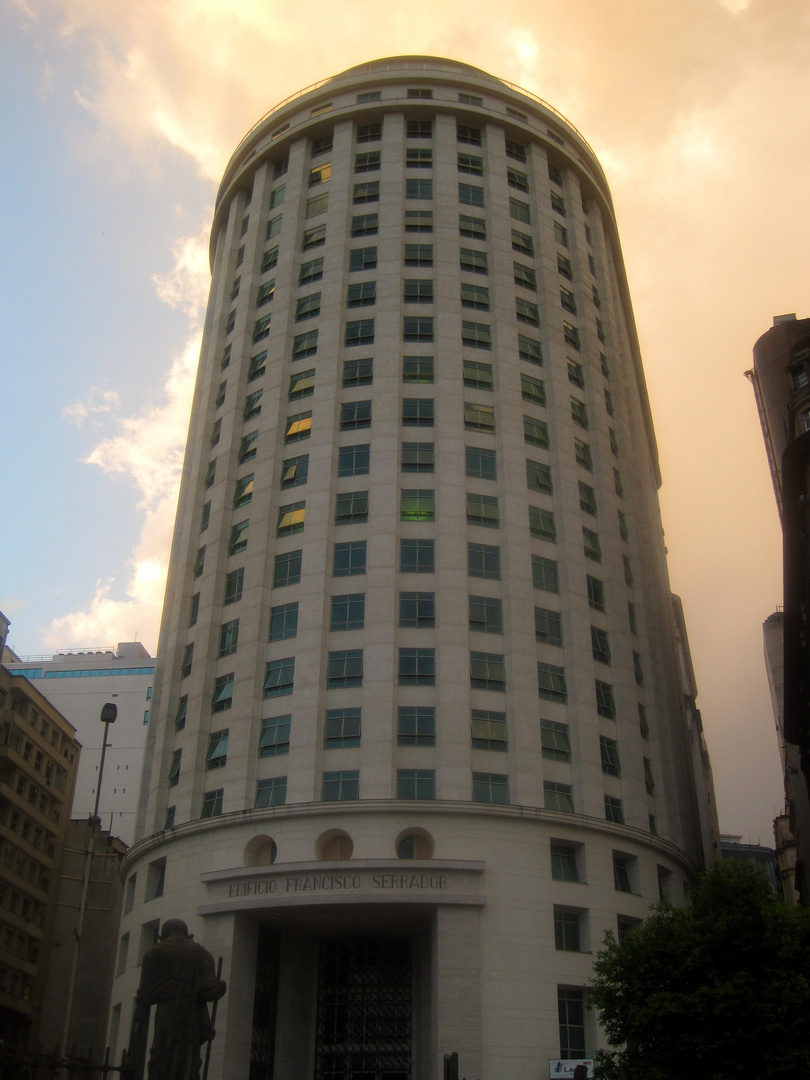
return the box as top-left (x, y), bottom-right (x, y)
top-left (160, 918), bottom-right (192, 940)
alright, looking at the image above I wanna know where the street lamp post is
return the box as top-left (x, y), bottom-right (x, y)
top-left (58, 703), bottom-right (117, 1074)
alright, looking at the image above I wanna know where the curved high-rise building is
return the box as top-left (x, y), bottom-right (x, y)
top-left (111, 57), bottom-right (716, 1078)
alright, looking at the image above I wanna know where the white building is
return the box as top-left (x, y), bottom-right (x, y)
top-left (3, 643), bottom-right (155, 845)
top-left (112, 58), bottom-right (716, 1079)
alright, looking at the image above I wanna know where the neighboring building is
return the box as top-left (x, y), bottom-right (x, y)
top-left (36, 820), bottom-right (127, 1063)
top-left (2, 643), bottom-right (155, 846)
top-left (112, 57), bottom-right (717, 1078)
top-left (0, 666), bottom-right (80, 1049)
top-left (746, 315), bottom-right (810, 905)
top-left (720, 834), bottom-right (780, 893)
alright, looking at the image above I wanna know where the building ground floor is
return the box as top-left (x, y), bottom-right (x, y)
top-left (110, 804), bottom-right (697, 1079)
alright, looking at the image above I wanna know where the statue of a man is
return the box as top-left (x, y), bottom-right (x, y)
top-left (131, 918), bottom-right (227, 1080)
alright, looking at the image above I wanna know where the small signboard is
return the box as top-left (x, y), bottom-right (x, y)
top-left (548, 1060), bottom-right (594, 1078)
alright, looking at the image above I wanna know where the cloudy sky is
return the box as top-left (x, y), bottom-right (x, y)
top-left (2, 0), bottom-right (808, 843)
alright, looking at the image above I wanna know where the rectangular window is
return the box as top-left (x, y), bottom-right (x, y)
top-left (266, 215), bottom-right (282, 240)
top-left (613, 853), bottom-right (633, 890)
top-left (396, 769), bottom-right (436, 800)
top-left (269, 602), bottom-right (299, 641)
top-left (261, 246), bottom-right (279, 272)
top-left (551, 190), bottom-right (566, 216)
top-left (228, 519), bottom-right (249, 556)
top-left (327, 649), bottom-right (363, 688)
top-left (224, 568), bottom-right (244, 605)
top-left (468, 542), bottom-right (500, 580)
top-left (193, 547), bottom-right (205, 578)
top-left (356, 122), bottom-right (382, 142)
top-left (579, 482), bottom-right (597, 516)
top-left (583, 527), bottom-right (602, 563)
top-left (470, 651), bottom-right (505, 691)
top-left (302, 223), bottom-right (326, 250)
top-left (399, 592), bottom-right (435, 627)
top-left (175, 695), bottom-right (188, 730)
top-left (600, 736), bottom-right (621, 777)
top-left (405, 210), bottom-right (433, 232)
top-left (407, 147), bottom-right (433, 168)
top-left (507, 167), bottom-right (528, 191)
top-left (273, 549), bottom-right (302, 587)
top-left (591, 626), bottom-right (611, 665)
top-left (460, 247), bottom-right (488, 274)
top-left (353, 181), bottom-right (379, 204)
top-left (335, 490), bottom-right (369, 525)
top-left (400, 538), bottom-right (434, 573)
top-left (248, 353), bottom-right (267, 384)
top-left (401, 489), bottom-right (435, 521)
top-left (397, 706), bottom-right (436, 746)
top-left (644, 757), bottom-right (655, 794)
top-left (509, 197), bottom-right (530, 223)
top-left (551, 843), bottom-right (579, 882)
top-left (458, 152), bottom-right (483, 175)
top-left (560, 287), bottom-right (577, 314)
top-left (521, 375), bottom-right (546, 407)
top-left (558, 988), bottom-right (586, 1059)
top-left (554, 910), bottom-right (582, 952)
top-left (403, 356), bottom-right (434, 383)
top-left (461, 283), bottom-right (489, 310)
top-left (464, 402), bottom-right (494, 431)
top-left (529, 506), bottom-right (555, 542)
top-left (544, 781), bottom-right (574, 813)
top-left (277, 501), bottom-right (306, 536)
top-left (284, 412), bottom-right (313, 445)
top-left (256, 280), bottom-right (275, 308)
top-left (595, 680), bottom-right (616, 719)
top-left (330, 593), bottom-right (365, 631)
top-left (264, 657), bottom-right (295, 698)
top-left (340, 400), bottom-right (372, 429)
top-left (563, 322), bottom-right (581, 351)
top-left (624, 555), bottom-right (633, 585)
top-left (511, 228), bottom-right (533, 256)
top-left (309, 161), bottom-right (332, 185)
top-left (407, 119), bottom-right (432, 138)
top-left (472, 772), bottom-right (509, 804)
top-left (292, 330), bottom-right (319, 359)
top-left (306, 191), bottom-right (328, 217)
top-left (532, 555), bottom-right (558, 593)
top-left (633, 651), bottom-right (644, 686)
top-left (206, 728), bottom-right (229, 767)
top-left (295, 292), bottom-right (321, 321)
top-left (538, 662), bottom-right (567, 703)
top-left (218, 620), bottom-right (239, 657)
top-left (518, 335), bottom-right (542, 367)
top-left (299, 257), bottom-right (324, 285)
top-left (345, 319), bottom-right (375, 347)
top-left (587, 575), bottom-right (604, 611)
top-left (334, 540), bottom-right (366, 577)
top-left (311, 133), bottom-right (333, 155)
top-left (458, 183), bottom-right (484, 207)
top-left (457, 123), bottom-right (481, 145)
top-left (402, 398), bottom-right (434, 426)
top-left (255, 777), bottom-right (287, 808)
top-left (463, 359), bottom-right (493, 390)
top-left (288, 369), bottom-right (315, 401)
top-left (541, 720), bottom-right (570, 762)
top-left (471, 710), bottom-right (507, 750)
top-left (321, 771), bottom-right (359, 801)
top-left (324, 708), bottom-right (362, 748)
top-left (407, 88), bottom-right (432, 98)
top-left (548, 162), bottom-right (563, 185)
top-left (459, 214), bottom-right (486, 239)
top-left (281, 453), bottom-right (309, 488)
top-left (466, 493), bottom-right (499, 528)
top-left (350, 246), bottom-right (377, 271)
top-left (405, 178), bottom-right (433, 200)
top-left (244, 390), bottom-right (263, 420)
top-left (628, 601), bottom-right (637, 635)
top-left (404, 279), bottom-right (434, 304)
top-left (469, 596), bottom-right (503, 634)
top-left (168, 749), bottom-right (181, 787)
top-left (403, 316), bottom-right (434, 342)
top-left (398, 647), bottom-right (435, 685)
top-left (514, 263), bottom-right (537, 290)
top-left (401, 442), bottom-right (435, 472)
top-left (404, 244), bottom-right (433, 266)
top-left (516, 297), bottom-right (539, 326)
top-left (259, 714), bottom-right (291, 757)
top-left (343, 357), bottom-right (374, 386)
top-left (574, 439), bottom-right (592, 470)
top-left (351, 213), bottom-right (378, 237)
top-left (466, 446), bottom-right (496, 480)
top-left (338, 443), bottom-right (370, 476)
top-left (535, 607), bottom-right (562, 647)
top-left (462, 321), bottom-right (491, 349)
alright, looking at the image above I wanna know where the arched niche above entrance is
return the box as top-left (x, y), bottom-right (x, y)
top-left (395, 828), bottom-right (434, 859)
top-left (244, 834), bottom-right (278, 866)
top-left (317, 829), bottom-right (354, 860)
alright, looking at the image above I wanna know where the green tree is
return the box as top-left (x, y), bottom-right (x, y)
top-left (589, 860), bottom-right (810, 1080)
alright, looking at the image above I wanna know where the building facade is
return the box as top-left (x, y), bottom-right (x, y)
top-left (0, 666), bottom-right (80, 1049)
top-left (112, 58), bottom-right (716, 1078)
top-left (3, 642), bottom-right (156, 846)
top-left (747, 315), bottom-right (810, 905)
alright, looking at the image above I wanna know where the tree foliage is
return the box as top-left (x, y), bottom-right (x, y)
top-left (588, 860), bottom-right (810, 1080)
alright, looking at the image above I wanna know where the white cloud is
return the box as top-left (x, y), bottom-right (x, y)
top-left (45, 223), bottom-right (209, 652)
top-left (63, 387), bottom-right (121, 427)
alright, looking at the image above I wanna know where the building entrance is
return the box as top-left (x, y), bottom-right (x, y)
top-left (314, 935), bottom-right (412, 1080)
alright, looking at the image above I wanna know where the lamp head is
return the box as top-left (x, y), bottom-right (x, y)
top-left (100, 703), bottom-right (118, 724)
